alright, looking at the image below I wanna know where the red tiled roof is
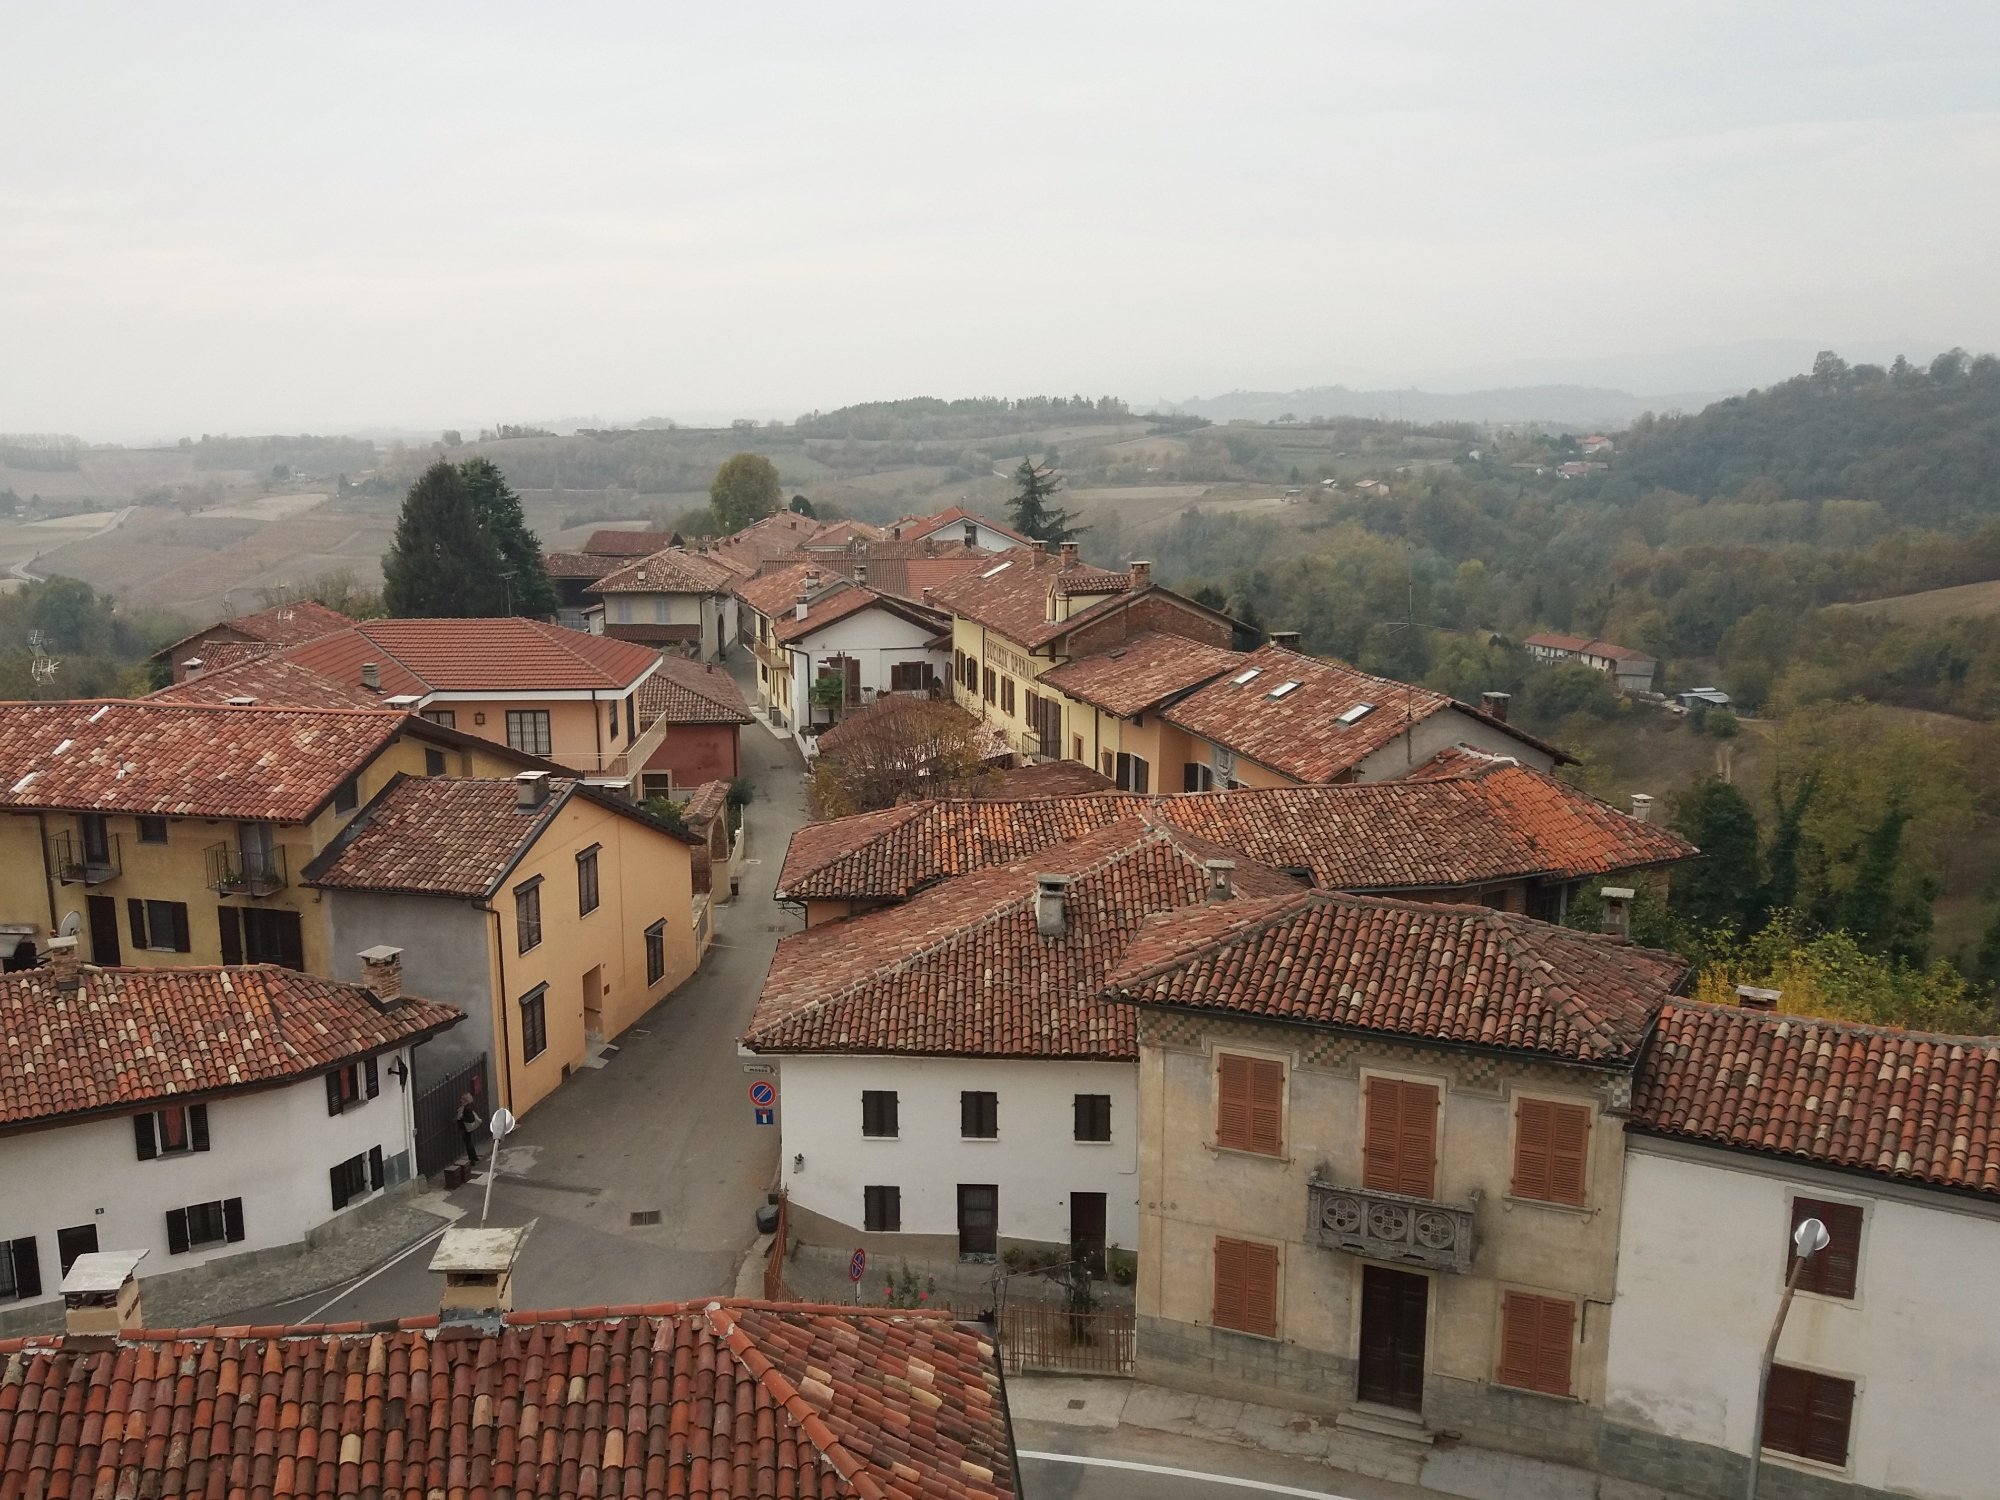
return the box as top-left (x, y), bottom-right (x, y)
top-left (1163, 642), bottom-right (1568, 782)
top-left (588, 547), bottom-right (740, 595)
top-left (972, 761), bottom-right (1119, 798)
top-left (800, 519), bottom-right (886, 547)
top-left (1053, 565), bottom-right (1131, 598)
top-left (737, 565), bottom-right (945, 645)
top-left (1525, 632), bottom-right (1656, 664)
top-left (806, 540), bottom-right (992, 604)
top-left (777, 764), bottom-right (1694, 902)
top-left (708, 512), bottom-right (827, 575)
top-left (603, 622), bottom-right (703, 647)
top-left (304, 776), bottom-right (573, 897)
top-left (584, 528), bottom-right (678, 556)
top-left (150, 655), bottom-right (388, 709)
top-left (749, 815), bottom-right (1304, 1059)
top-left (0, 1302), bottom-right (1017, 1500)
top-left (775, 584), bottom-right (888, 644)
top-left (542, 550), bottom-right (622, 581)
top-left (279, 619), bottom-right (661, 694)
top-left (1111, 891), bottom-right (1686, 1066)
top-left (892, 506), bottom-right (1030, 546)
top-left (0, 965), bottom-right (459, 1128)
top-left (1525, 632), bottom-right (1595, 652)
top-left (0, 700), bottom-right (411, 820)
top-left (683, 778), bottom-right (731, 827)
top-left (151, 600), bottom-right (352, 662)
top-left (1037, 632), bottom-right (1243, 717)
top-left (1631, 1001), bottom-right (2000, 1198)
top-left (928, 548), bottom-right (1220, 652)
top-left (640, 655), bottom-right (754, 726)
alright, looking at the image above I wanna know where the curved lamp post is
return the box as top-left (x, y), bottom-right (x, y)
top-left (1745, 1216), bottom-right (1829, 1500)
top-left (480, 1107), bottom-right (517, 1227)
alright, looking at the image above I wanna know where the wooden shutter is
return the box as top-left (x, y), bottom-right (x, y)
top-left (326, 1071), bottom-right (345, 1116)
top-left (1791, 1198), bottom-right (1863, 1299)
top-left (218, 908), bottom-right (242, 966)
top-left (365, 1057), bottom-right (380, 1098)
top-left (1514, 1099), bottom-right (1590, 1205)
top-left (222, 1198), bottom-right (245, 1244)
top-left (1802, 1372), bottom-right (1855, 1465)
top-left (9, 1238), bottom-right (39, 1300)
top-left (330, 1164), bottom-right (349, 1212)
top-left (1497, 1292), bottom-right (1574, 1396)
top-left (190, 1104), bottom-right (210, 1153)
top-left (1216, 1054), bottom-right (1251, 1150)
top-left (1365, 1079), bottom-right (1439, 1197)
top-left (369, 1145), bottom-right (385, 1191)
top-left (1212, 1237), bottom-right (1246, 1330)
top-left (1247, 1059), bottom-right (1284, 1156)
top-left (170, 903), bottom-right (191, 953)
top-left (127, 898), bottom-right (149, 949)
top-left (1549, 1104), bottom-right (1589, 1205)
top-left (165, 1209), bottom-right (191, 1255)
top-left (274, 911), bottom-right (305, 972)
top-left (1762, 1364), bottom-right (1810, 1459)
top-left (1212, 1238), bottom-right (1277, 1337)
top-left (133, 1113), bottom-right (158, 1161)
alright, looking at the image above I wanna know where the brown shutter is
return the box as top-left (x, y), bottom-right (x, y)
top-left (1803, 1373), bottom-right (1855, 1465)
top-left (1242, 1241), bottom-right (1279, 1337)
top-left (1534, 1296), bottom-right (1575, 1395)
top-left (1513, 1098), bottom-right (1552, 1200)
top-left (1497, 1292), bottom-right (1541, 1390)
top-left (1762, 1364), bottom-right (1810, 1458)
top-left (1247, 1059), bottom-right (1284, 1156)
top-left (1212, 1237), bottom-right (1245, 1329)
top-left (1363, 1077), bottom-right (1401, 1192)
top-left (1216, 1055), bottom-right (1251, 1151)
top-left (1791, 1197), bottom-right (1863, 1299)
top-left (1497, 1292), bottom-right (1574, 1396)
top-left (1397, 1082), bottom-right (1438, 1198)
top-left (1548, 1105), bottom-right (1589, 1206)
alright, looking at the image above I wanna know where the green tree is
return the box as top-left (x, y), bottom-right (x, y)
top-left (382, 461), bottom-right (507, 617)
top-left (459, 458), bottom-right (557, 617)
top-left (1970, 906), bottom-right (2000, 993)
top-left (710, 453), bottom-right (782, 532)
top-left (1007, 456), bottom-right (1083, 544)
top-left (789, 493), bottom-right (816, 517)
top-left (1668, 777), bottom-right (1765, 935)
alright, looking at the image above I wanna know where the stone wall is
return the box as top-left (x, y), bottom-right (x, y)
top-left (1601, 1422), bottom-right (1900, 1500)
top-left (1134, 1313), bottom-right (1355, 1415)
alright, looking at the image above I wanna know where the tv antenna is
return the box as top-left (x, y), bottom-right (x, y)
top-left (27, 631), bottom-right (60, 687)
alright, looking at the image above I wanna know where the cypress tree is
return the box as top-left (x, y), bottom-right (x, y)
top-left (1008, 456), bottom-right (1084, 544)
top-left (459, 458), bottom-right (557, 617)
top-left (382, 461), bottom-right (507, 617)
top-left (1667, 777), bottom-right (1764, 935)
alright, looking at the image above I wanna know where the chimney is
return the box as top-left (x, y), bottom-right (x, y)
top-left (358, 944), bottom-right (404, 1003)
top-left (46, 934), bottom-right (80, 992)
top-left (1267, 630), bottom-right (1301, 650)
top-left (360, 662), bottom-right (382, 691)
top-left (806, 568), bottom-right (820, 590)
top-left (964, 521), bottom-right (978, 546)
top-left (1599, 886), bottom-right (1635, 941)
top-left (429, 1225), bottom-right (528, 1323)
top-left (1735, 985), bottom-right (1781, 1012)
top-left (1035, 873), bottom-right (1072, 938)
top-left (892, 524), bottom-right (903, 540)
top-left (514, 770), bottom-right (551, 810)
top-left (922, 587), bottom-right (935, 605)
top-left (854, 563), bottom-right (868, 587)
top-left (182, 657), bottom-right (204, 680)
top-left (1130, 560), bottom-right (1153, 588)
top-left (1481, 691), bottom-right (1511, 723)
top-left (225, 696), bottom-right (257, 707)
top-left (795, 591), bottom-right (810, 622)
top-left (1205, 859), bottom-right (1236, 903)
top-left (61, 1250), bottom-right (148, 1338)
top-left (1060, 542), bottom-right (1079, 569)
top-left (1630, 793), bottom-right (1654, 823)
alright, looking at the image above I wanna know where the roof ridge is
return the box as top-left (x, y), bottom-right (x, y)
top-left (1113, 888), bottom-right (1317, 991)
top-left (1662, 994), bottom-right (2000, 1049)
top-left (705, 1304), bottom-right (887, 1500)
top-left (331, 624), bottom-right (429, 688)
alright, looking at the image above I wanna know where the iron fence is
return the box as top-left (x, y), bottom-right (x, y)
top-left (414, 1054), bottom-right (490, 1177)
top-left (1000, 1300), bottom-right (1135, 1376)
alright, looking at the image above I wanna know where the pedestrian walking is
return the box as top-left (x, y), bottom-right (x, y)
top-left (457, 1092), bottom-right (484, 1168)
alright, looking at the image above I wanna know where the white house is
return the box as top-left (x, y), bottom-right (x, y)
top-left (584, 547), bottom-right (741, 661)
top-left (745, 814), bottom-right (1307, 1267)
top-left (888, 505), bottom-right (1028, 554)
top-left (1604, 1000), bottom-right (2000, 1500)
top-left (1523, 632), bottom-right (1659, 695)
top-left (0, 941), bottom-right (458, 1328)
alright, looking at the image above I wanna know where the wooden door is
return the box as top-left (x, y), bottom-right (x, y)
top-left (583, 964), bottom-right (604, 1041)
top-left (1357, 1266), bottom-right (1428, 1411)
top-left (957, 1184), bottom-right (998, 1259)
top-left (86, 894), bottom-right (120, 966)
top-left (1070, 1192), bottom-right (1107, 1276)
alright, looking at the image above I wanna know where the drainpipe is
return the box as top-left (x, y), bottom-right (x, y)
top-left (478, 903), bottom-right (517, 1113)
top-left (590, 689), bottom-right (603, 775)
top-left (34, 811), bottom-right (59, 933)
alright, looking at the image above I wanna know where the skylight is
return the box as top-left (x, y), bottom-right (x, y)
top-left (1232, 668), bottom-right (1262, 686)
top-left (1267, 681), bottom-right (1301, 700)
top-left (979, 560), bottom-right (1013, 579)
top-left (1336, 702), bottom-right (1377, 725)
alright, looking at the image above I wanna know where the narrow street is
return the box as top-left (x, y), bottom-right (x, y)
top-left (228, 653), bottom-right (807, 1323)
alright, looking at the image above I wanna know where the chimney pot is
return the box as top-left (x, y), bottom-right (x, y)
top-left (61, 1250), bottom-right (148, 1338)
top-left (922, 587), bottom-right (935, 603)
top-left (360, 662), bottom-right (382, 691)
top-left (1268, 630), bottom-right (1301, 650)
top-left (806, 569), bottom-right (820, 589)
top-left (794, 592), bottom-right (810, 621)
top-left (1034, 873), bottom-right (1072, 938)
top-left (1481, 690), bottom-right (1511, 723)
top-left (1630, 792), bottom-right (1655, 822)
top-left (1129, 560), bottom-right (1153, 588)
top-left (514, 770), bottom-right (552, 810)
top-left (46, 934), bottom-right (81, 991)
top-left (854, 563), bottom-right (868, 587)
top-left (182, 657), bottom-right (204, 680)
top-left (1735, 985), bottom-right (1782, 1011)
top-left (225, 696), bottom-right (257, 707)
top-left (429, 1225), bottom-right (527, 1322)
top-left (1060, 543), bottom-right (1079, 568)
top-left (1598, 886), bottom-right (1634, 940)
top-left (358, 943), bottom-right (404, 1003)
top-left (1204, 858), bottom-right (1236, 902)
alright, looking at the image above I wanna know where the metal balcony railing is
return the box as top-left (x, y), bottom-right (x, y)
top-left (1307, 1176), bottom-right (1477, 1275)
top-left (50, 830), bottom-right (120, 885)
top-left (207, 842), bottom-right (288, 897)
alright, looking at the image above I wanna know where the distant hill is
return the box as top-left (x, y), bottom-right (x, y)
top-left (1162, 383), bottom-right (1728, 428)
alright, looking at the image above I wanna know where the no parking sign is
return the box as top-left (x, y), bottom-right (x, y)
top-left (750, 1079), bottom-right (776, 1126)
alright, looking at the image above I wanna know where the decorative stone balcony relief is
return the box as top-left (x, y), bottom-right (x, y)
top-left (1307, 1176), bottom-right (1476, 1275)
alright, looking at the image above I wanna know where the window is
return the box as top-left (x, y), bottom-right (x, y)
top-left (165, 1197), bottom-right (244, 1254)
top-left (1074, 1094), bottom-right (1113, 1143)
top-left (134, 1104), bottom-right (209, 1159)
top-left (515, 878), bottom-right (543, 954)
top-left (577, 845), bottom-right (601, 915)
top-left (645, 919), bottom-right (666, 984)
top-left (421, 709), bottom-right (457, 728)
top-left (1184, 763), bottom-right (1214, 792)
top-left (1496, 1292), bottom-right (1575, 1396)
top-left (57, 1224), bottom-right (97, 1277)
top-left (1000, 677), bottom-right (1015, 714)
top-left (334, 776), bottom-right (360, 815)
top-left (1072, 734), bottom-right (1083, 762)
top-left (961, 1090), bottom-right (999, 1139)
top-left (862, 1090), bottom-right (899, 1138)
top-left (1216, 1054), bottom-right (1284, 1156)
top-left (1114, 753), bottom-right (1149, 793)
top-left (962, 655), bottom-right (978, 691)
top-left (1211, 1237), bottom-right (1279, 1337)
top-left (506, 710), bottom-right (552, 757)
top-left (624, 694), bottom-right (636, 742)
top-left (1790, 1197), bottom-right (1863, 1299)
top-left (521, 985), bottom-right (549, 1061)
top-left (981, 666), bottom-right (996, 704)
top-left (1101, 751), bottom-right (1114, 778)
top-left (329, 1149), bottom-right (384, 1211)
top-left (864, 1185), bottom-right (902, 1232)
top-left (607, 700), bottom-right (619, 739)
top-left (136, 816), bottom-right (168, 845)
top-left (424, 748), bottom-right (447, 777)
top-left (1363, 1077), bottom-right (1439, 1198)
top-left (324, 1059), bottom-right (380, 1115)
top-left (218, 906), bottom-right (304, 969)
top-left (1512, 1098), bottom-right (1590, 1206)
top-left (890, 661), bottom-right (931, 692)
top-left (1763, 1365), bottom-right (1855, 1467)
top-left (0, 1236), bottom-right (41, 1301)
top-left (127, 899), bottom-right (191, 953)
top-left (641, 773), bottom-right (672, 800)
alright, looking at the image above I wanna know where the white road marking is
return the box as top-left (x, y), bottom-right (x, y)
top-left (291, 1224), bottom-right (449, 1322)
top-left (1018, 1450), bottom-right (1361, 1497)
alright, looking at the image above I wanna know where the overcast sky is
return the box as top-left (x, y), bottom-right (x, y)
top-left (3, 3), bottom-right (1996, 438)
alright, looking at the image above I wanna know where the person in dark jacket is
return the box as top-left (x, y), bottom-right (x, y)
top-left (457, 1092), bottom-right (484, 1167)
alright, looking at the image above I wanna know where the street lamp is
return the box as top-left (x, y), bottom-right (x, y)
top-left (1745, 1216), bottom-right (1829, 1500)
top-left (480, 1107), bottom-right (516, 1227)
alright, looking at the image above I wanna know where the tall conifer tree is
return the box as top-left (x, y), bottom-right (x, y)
top-left (382, 461), bottom-right (507, 617)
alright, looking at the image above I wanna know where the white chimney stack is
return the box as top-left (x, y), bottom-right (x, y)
top-left (515, 770), bottom-right (551, 810)
top-left (1205, 859), bottom-right (1236, 903)
top-left (1035, 874), bottom-right (1072, 938)
top-left (1630, 793), bottom-right (1654, 823)
top-left (1735, 985), bottom-right (1781, 1011)
top-left (429, 1225), bottom-right (527, 1322)
top-left (1599, 886), bottom-right (1635, 940)
top-left (62, 1250), bottom-right (148, 1337)
top-left (358, 944), bottom-right (405, 1003)
top-left (360, 662), bottom-right (382, 691)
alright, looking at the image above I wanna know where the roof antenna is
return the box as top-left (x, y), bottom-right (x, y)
top-left (26, 630), bottom-right (59, 690)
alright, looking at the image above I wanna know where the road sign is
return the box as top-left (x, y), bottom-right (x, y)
top-left (749, 1080), bottom-right (776, 1108)
top-left (848, 1248), bottom-right (868, 1283)
top-left (754, 1107), bottom-right (774, 1127)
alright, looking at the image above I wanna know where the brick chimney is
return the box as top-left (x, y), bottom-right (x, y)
top-left (1205, 859), bottom-right (1235, 903)
top-left (361, 662), bottom-right (382, 691)
top-left (1599, 886), bottom-right (1634, 941)
top-left (61, 1250), bottom-right (148, 1338)
top-left (1267, 630), bottom-right (1301, 650)
top-left (1035, 874), bottom-right (1072, 938)
top-left (805, 568), bottom-right (820, 590)
top-left (46, 934), bottom-right (80, 992)
top-left (854, 563), bottom-right (868, 587)
top-left (1481, 691), bottom-right (1511, 723)
top-left (1735, 985), bottom-right (1781, 1011)
top-left (358, 944), bottom-right (404, 1002)
top-left (514, 770), bottom-right (551, 810)
top-left (1630, 793), bottom-right (1654, 823)
top-left (922, 587), bottom-right (935, 605)
top-left (1060, 543), bottom-right (1079, 568)
top-left (1129, 560), bottom-right (1153, 588)
top-left (429, 1225), bottom-right (527, 1323)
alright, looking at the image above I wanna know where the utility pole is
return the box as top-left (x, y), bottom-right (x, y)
top-left (1745, 1217), bottom-right (1829, 1500)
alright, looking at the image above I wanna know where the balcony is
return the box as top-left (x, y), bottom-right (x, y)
top-left (207, 843), bottom-right (288, 897)
top-left (50, 830), bottom-right (120, 885)
top-left (1307, 1176), bottom-right (1477, 1276)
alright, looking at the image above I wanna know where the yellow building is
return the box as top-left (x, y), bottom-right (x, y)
top-left (0, 700), bottom-right (539, 979)
top-left (303, 772), bottom-right (701, 1114)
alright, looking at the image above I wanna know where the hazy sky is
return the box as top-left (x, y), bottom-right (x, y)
top-left (3, 3), bottom-right (1997, 437)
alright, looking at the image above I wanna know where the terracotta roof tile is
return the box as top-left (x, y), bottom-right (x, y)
top-left (542, 550), bottom-right (623, 580)
top-left (304, 776), bottom-right (571, 896)
top-left (150, 655), bottom-right (387, 708)
top-left (1163, 642), bottom-right (1568, 782)
top-left (640, 655), bottom-right (754, 726)
top-left (0, 700), bottom-right (411, 819)
top-left (737, 566), bottom-right (946, 645)
top-left (892, 506), bottom-right (1030, 546)
top-left (277, 618), bottom-right (662, 694)
top-left (971, 761), bottom-right (1118, 798)
top-left (588, 547), bottom-right (741, 596)
top-left (777, 765), bottom-right (1693, 902)
top-left (0, 1303), bottom-right (1016, 1499)
top-left (806, 540), bottom-right (992, 604)
top-left (584, 528), bottom-right (679, 556)
top-left (1632, 1001), bottom-right (2000, 1197)
top-left (707, 512), bottom-right (829, 574)
top-left (748, 816), bottom-right (1303, 1059)
top-left (0, 966), bottom-right (460, 1127)
top-left (151, 600), bottom-right (352, 662)
top-left (1111, 890), bottom-right (1686, 1065)
top-left (1036, 632), bottom-right (1242, 717)
top-left (925, 548), bottom-right (1104, 649)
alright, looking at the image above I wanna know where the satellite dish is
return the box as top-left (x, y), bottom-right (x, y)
top-left (58, 911), bottom-right (81, 936)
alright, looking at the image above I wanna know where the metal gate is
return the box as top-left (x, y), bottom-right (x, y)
top-left (414, 1054), bottom-right (490, 1177)
top-left (1000, 1302), bottom-right (1135, 1376)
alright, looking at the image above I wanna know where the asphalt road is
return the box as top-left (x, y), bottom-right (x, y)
top-left (1017, 1422), bottom-right (1418, 1499)
top-left (227, 658), bottom-right (804, 1324)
